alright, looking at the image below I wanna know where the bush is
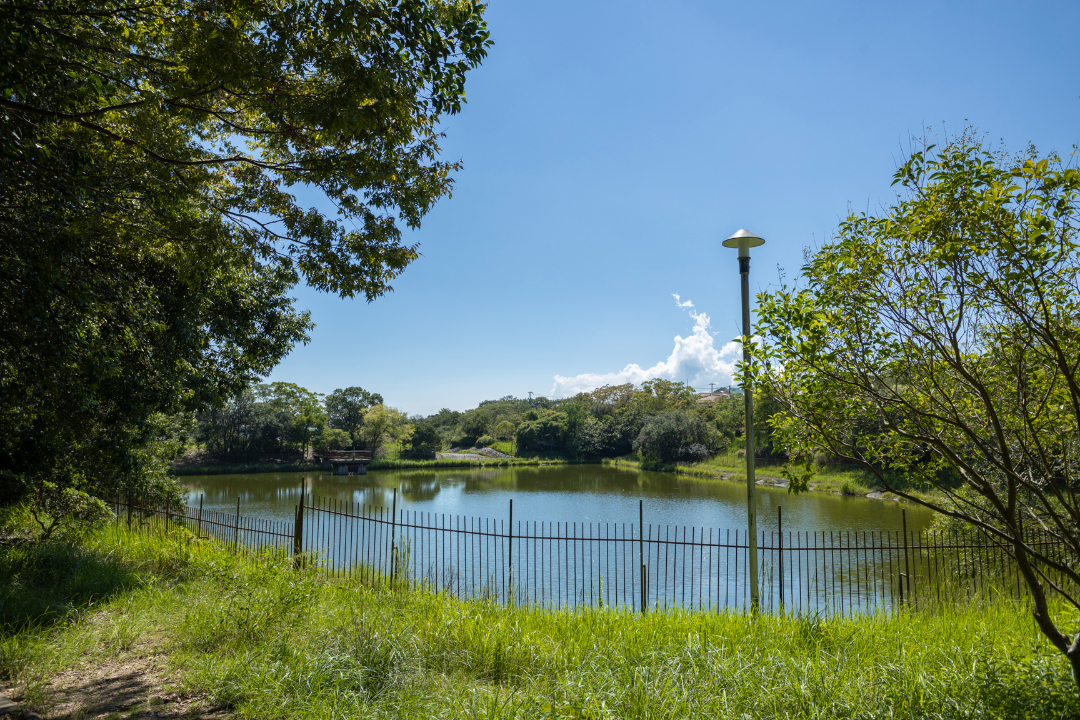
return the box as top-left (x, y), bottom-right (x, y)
top-left (27, 484), bottom-right (112, 541)
top-left (679, 443), bottom-right (710, 463)
top-left (634, 411), bottom-right (721, 464)
top-left (516, 411), bottom-right (568, 452)
top-left (475, 435), bottom-right (495, 448)
top-left (406, 423), bottom-right (442, 452)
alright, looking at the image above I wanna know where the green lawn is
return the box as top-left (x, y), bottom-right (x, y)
top-left (1, 522), bottom-right (1077, 719)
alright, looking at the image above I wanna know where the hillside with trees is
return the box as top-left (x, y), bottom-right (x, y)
top-left (182, 378), bottom-right (770, 468)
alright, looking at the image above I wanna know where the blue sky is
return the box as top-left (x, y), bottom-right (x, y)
top-left (268, 0), bottom-right (1080, 416)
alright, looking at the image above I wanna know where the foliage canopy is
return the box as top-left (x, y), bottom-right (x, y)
top-left (0, 0), bottom-right (489, 507)
top-left (754, 133), bottom-right (1080, 687)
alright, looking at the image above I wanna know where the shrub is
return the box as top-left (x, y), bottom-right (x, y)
top-left (634, 411), bottom-right (721, 463)
top-left (475, 435), bottom-right (495, 448)
top-left (28, 484), bottom-right (112, 541)
top-left (678, 443), bottom-right (710, 463)
top-left (406, 423), bottom-right (442, 452)
top-left (516, 411), bottom-right (568, 452)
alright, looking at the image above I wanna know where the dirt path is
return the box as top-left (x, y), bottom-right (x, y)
top-left (2, 641), bottom-right (229, 720)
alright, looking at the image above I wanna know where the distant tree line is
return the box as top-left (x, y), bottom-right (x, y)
top-left (190, 378), bottom-right (780, 466)
top-left (195, 384), bottom-right (411, 461)
top-left (406, 379), bottom-right (782, 464)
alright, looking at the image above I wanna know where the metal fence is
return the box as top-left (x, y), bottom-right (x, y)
top-left (119, 486), bottom-right (1074, 616)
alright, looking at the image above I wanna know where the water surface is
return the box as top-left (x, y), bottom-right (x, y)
top-left (180, 464), bottom-right (934, 535)
top-left (179, 465), bottom-right (947, 614)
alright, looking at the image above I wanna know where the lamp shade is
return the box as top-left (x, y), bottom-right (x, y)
top-left (721, 229), bottom-right (765, 249)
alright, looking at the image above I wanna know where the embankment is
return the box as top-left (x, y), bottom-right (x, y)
top-left (0, 523), bottom-right (1076, 719)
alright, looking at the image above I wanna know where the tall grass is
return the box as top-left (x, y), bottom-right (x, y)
top-left (2, 523), bottom-right (1078, 719)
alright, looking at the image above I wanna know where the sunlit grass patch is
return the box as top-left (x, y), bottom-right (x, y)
top-left (1, 523), bottom-right (1077, 719)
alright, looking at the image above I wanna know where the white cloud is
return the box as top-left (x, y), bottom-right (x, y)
top-left (550, 295), bottom-right (741, 397)
top-left (672, 293), bottom-right (694, 309)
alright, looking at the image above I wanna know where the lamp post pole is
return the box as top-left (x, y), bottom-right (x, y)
top-left (723, 229), bottom-right (764, 614)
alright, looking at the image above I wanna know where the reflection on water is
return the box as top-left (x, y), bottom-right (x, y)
top-left (181, 465), bottom-right (945, 615)
top-left (181, 464), bottom-right (934, 535)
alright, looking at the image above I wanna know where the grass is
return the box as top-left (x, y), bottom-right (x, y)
top-left (370, 456), bottom-right (567, 470)
top-left (172, 456), bottom-right (568, 476)
top-left (2, 522), bottom-right (1078, 719)
top-left (605, 453), bottom-right (944, 503)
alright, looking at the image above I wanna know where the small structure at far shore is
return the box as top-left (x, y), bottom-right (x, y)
top-left (314, 450), bottom-right (373, 475)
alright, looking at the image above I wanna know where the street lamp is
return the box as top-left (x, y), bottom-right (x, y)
top-left (722, 228), bottom-right (764, 613)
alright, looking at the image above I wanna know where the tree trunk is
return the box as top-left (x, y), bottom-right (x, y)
top-left (1015, 538), bottom-right (1080, 693)
top-left (1068, 634), bottom-right (1080, 692)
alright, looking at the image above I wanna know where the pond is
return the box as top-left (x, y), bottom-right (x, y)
top-left (176, 464), bottom-right (955, 615)
top-left (180, 463), bottom-right (934, 536)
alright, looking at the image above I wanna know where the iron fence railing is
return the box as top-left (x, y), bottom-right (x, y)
top-left (118, 485), bottom-right (1075, 616)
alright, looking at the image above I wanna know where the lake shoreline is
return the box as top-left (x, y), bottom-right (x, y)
top-left (176, 463), bottom-right (934, 538)
top-left (171, 452), bottom-right (938, 507)
top-left (601, 457), bottom-right (936, 505)
top-left (172, 456), bottom-right (574, 476)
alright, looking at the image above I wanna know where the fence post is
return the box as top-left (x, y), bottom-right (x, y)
top-left (197, 495), bottom-right (204, 539)
top-left (508, 498), bottom-right (513, 602)
top-left (778, 505), bottom-right (784, 612)
top-left (902, 509), bottom-right (912, 606)
top-left (126, 493), bottom-right (132, 530)
top-left (293, 478), bottom-right (305, 569)
top-left (390, 488), bottom-right (398, 587)
top-left (639, 500), bottom-right (646, 615)
top-left (234, 495), bottom-right (240, 553)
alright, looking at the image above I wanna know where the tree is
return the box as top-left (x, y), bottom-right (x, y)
top-left (195, 382), bottom-right (327, 459)
top-left (424, 408), bottom-right (463, 440)
top-left (325, 387), bottom-right (384, 450)
top-left (750, 389), bottom-right (785, 458)
top-left (493, 420), bottom-right (515, 440)
top-left (516, 411), bottom-right (568, 452)
top-left (314, 428), bottom-right (352, 454)
top-left (361, 405), bottom-right (408, 454)
top-left (2, 0), bottom-right (491, 295)
top-left (710, 394), bottom-right (744, 443)
top-left (632, 379), bottom-right (696, 414)
top-left (405, 423), bottom-right (442, 454)
top-left (633, 411), bottom-right (720, 464)
top-left (571, 383), bottom-right (635, 417)
top-left (255, 383), bottom-right (327, 458)
top-left (0, 0), bottom-right (488, 519)
top-left (754, 134), bottom-right (1080, 688)
top-left (459, 409), bottom-right (492, 443)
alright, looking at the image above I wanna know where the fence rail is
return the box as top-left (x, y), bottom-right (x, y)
top-left (118, 484), bottom-right (1075, 616)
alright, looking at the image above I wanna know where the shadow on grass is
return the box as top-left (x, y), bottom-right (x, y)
top-left (0, 539), bottom-right (142, 635)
